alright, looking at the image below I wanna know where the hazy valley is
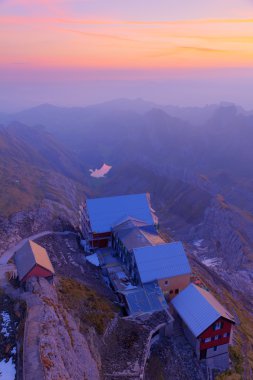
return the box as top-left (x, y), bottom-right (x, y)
top-left (0, 99), bottom-right (253, 379)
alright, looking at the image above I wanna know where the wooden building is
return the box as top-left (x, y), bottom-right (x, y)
top-left (113, 218), bottom-right (163, 281)
top-left (14, 240), bottom-right (55, 283)
top-left (132, 242), bottom-right (191, 298)
top-left (79, 193), bottom-right (155, 250)
top-left (172, 284), bottom-right (235, 370)
top-left (113, 221), bottom-right (191, 298)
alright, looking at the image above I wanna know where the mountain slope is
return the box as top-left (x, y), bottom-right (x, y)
top-left (0, 122), bottom-right (89, 217)
top-left (1, 101), bottom-right (253, 377)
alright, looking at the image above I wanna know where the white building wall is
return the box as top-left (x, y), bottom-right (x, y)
top-left (206, 344), bottom-right (229, 370)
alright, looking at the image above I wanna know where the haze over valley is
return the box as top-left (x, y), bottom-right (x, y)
top-left (1, 99), bottom-right (253, 299)
top-left (1, 99), bottom-right (253, 380)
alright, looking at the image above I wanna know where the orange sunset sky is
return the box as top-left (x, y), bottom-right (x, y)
top-left (0, 0), bottom-right (253, 110)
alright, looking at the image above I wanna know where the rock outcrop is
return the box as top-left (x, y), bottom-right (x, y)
top-left (0, 198), bottom-right (77, 260)
top-left (22, 277), bottom-right (101, 380)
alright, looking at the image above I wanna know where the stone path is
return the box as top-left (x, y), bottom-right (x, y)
top-left (23, 298), bottom-right (45, 380)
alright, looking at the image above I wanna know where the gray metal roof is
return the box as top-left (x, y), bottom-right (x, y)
top-left (113, 217), bottom-right (148, 231)
top-left (14, 240), bottom-right (55, 281)
top-left (86, 193), bottom-right (154, 233)
top-left (116, 225), bottom-right (164, 251)
top-left (172, 284), bottom-right (235, 337)
top-left (133, 242), bottom-right (191, 283)
top-left (121, 281), bottom-right (168, 315)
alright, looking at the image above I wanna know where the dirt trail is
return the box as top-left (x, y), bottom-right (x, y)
top-left (0, 230), bottom-right (77, 265)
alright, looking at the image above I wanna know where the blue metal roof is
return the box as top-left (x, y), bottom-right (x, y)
top-left (86, 193), bottom-right (154, 233)
top-left (171, 284), bottom-right (235, 337)
top-left (121, 281), bottom-right (168, 315)
top-left (133, 242), bottom-right (191, 283)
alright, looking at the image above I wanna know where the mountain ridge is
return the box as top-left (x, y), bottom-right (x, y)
top-left (1, 98), bottom-right (252, 128)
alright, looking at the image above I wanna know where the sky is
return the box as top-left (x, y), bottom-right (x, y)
top-left (0, 0), bottom-right (253, 111)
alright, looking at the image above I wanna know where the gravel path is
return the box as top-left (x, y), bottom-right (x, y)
top-left (0, 230), bottom-right (77, 265)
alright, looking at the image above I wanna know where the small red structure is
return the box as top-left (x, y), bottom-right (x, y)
top-left (14, 240), bottom-right (55, 282)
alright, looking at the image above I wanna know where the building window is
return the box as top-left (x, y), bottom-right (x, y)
top-left (214, 335), bottom-right (219, 340)
top-left (205, 337), bottom-right (211, 343)
top-left (213, 321), bottom-right (223, 331)
top-left (223, 332), bottom-right (230, 338)
top-left (175, 289), bottom-right (179, 294)
top-left (164, 280), bottom-right (168, 286)
top-left (213, 346), bottom-right (217, 352)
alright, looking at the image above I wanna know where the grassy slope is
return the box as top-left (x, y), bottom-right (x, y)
top-left (56, 277), bottom-right (116, 335)
top-left (0, 161), bottom-right (43, 216)
top-left (0, 124), bottom-right (89, 217)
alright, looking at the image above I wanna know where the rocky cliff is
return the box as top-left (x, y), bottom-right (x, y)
top-left (22, 277), bottom-right (101, 380)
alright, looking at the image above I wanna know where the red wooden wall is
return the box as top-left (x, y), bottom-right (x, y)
top-left (199, 317), bottom-right (233, 350)
top-left (22, 265), bottom-right (54, 282)
top-left (91, 232), bottom-right (111, 248)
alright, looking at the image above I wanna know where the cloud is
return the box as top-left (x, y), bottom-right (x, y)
top-left (180, 46), bottom-right (227, 53)
top-left (1, 14), bottom-right (253, 26)
top-left (60, 27), bottom-right (138, 43)
top-left (1, 12), bottom-right (252, 71)
top-left (148, 45), bottom-right (229, 58)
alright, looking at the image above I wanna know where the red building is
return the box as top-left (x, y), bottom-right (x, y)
top-left (199, 317), bottom-right (233, 358)
top-left (14, 240), bottom-right (55, 282)
top-left (172, 284), bottom-right (235, 371)
top-left (79, 193), bottom-right (155, 250)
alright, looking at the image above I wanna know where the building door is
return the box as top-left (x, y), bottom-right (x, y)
top-left (200, 349), bottom-right (207, 359)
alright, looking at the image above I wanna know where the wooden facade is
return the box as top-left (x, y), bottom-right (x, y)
top-left (199, 317), bottom-right (234, 357)
top-left (15, 240), bottom-right (55, 284)
top-left (180, 315), bottom-right (234, 365)
top-left (91, 232), bottom-right (112, 249)
top-left (172, 284), bottom-right (235, 370)
top-left (21, 265), bottom-right (54, 283)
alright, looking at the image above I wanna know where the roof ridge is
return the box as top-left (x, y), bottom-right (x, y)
top-left (190, 284), bottom-right (220, 313)
top-left (87, 193), bottom-right (148, 202)
top-left (192, 283), bottom-right (234, 321)
top-left (133, 240), bottom-right (183, 253)
top-left (176, 290), bottom-right (219, 336)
